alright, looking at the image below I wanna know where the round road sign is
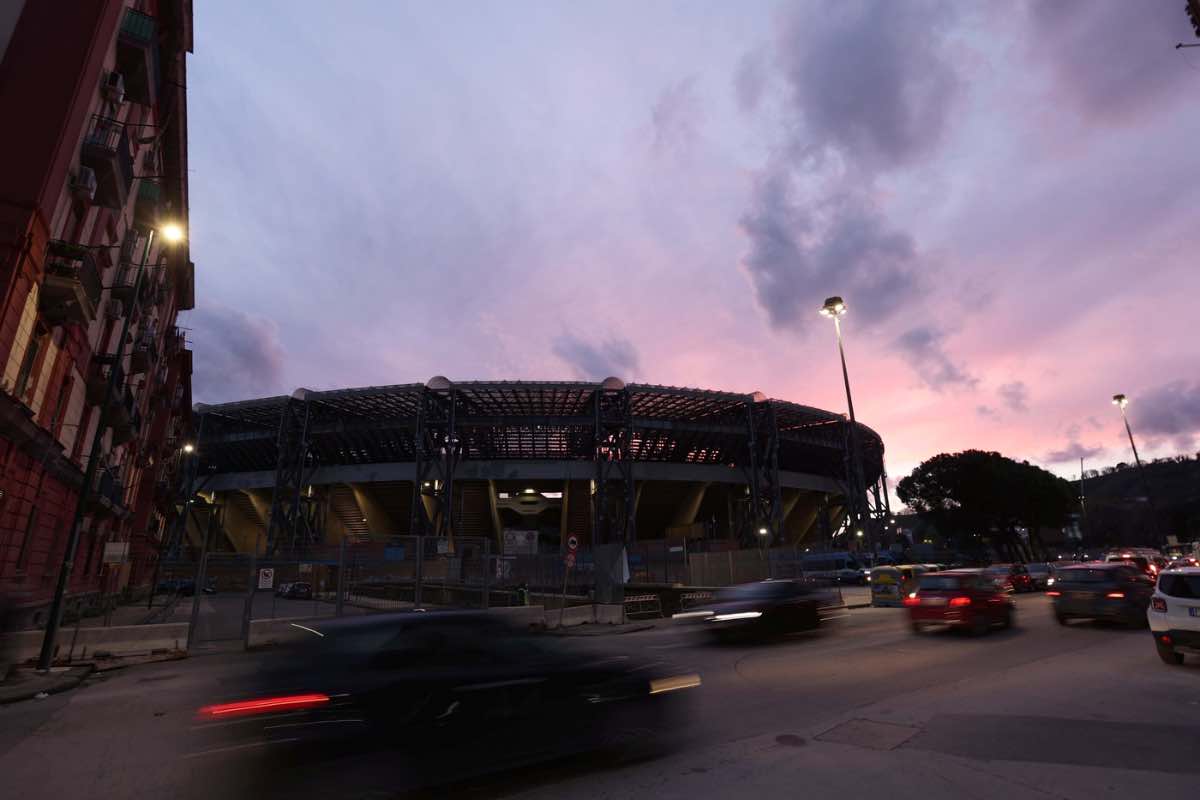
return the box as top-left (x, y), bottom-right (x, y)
top-left (567, 535), bottom-right (579, 552)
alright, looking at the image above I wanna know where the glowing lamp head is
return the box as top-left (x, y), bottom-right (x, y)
top-left (757, 526), bottom-right (768, 536)
top-left (1111, 393), bottom-right (1128, 409)
top-left (182, 443), bottom-right (195, 454)
top-left (819, 296), bottom-right (847, 317)
top-left (159, 223), bottom-right (186, 244)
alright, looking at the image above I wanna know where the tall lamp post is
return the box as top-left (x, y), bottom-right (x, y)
top-left (37, 222), bottom-right (185, 671)
top-left (819, 296), bottom-right (869, 555)
top-left (1111, 393), bottom-right (1161, 545)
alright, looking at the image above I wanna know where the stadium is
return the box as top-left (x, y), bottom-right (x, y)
top-left (181, 378), bottom-right (887, 556)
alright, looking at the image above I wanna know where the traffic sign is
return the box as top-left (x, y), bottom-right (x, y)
top-left (258, 567), bottom-right (275, 590)
top-left (566, 535), bottom-right (579, 553)
top-left (565, 552), bottom-right (576, 569)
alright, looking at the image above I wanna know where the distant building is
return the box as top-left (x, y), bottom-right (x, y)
top-left (0, 1), bottom-right (194, 626)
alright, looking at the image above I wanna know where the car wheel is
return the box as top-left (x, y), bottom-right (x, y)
top-left (1001, 608), bottom-right (1014, 629)
top-left (911, 622), bottom-right (923, 635)
top-left (970, 615), bottom-right (990, 636)
top-left (1156, 641), bottom-right (1184, 666)
top-left (1055, 613), bottom-right (1069, 626)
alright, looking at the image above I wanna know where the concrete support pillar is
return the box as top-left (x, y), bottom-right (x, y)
top-left (351, 483), bottom-right (394, 535)
top-left (670, 482), bottom-right (710, 528)
top-left (487, 480), bottom-right (503, 547)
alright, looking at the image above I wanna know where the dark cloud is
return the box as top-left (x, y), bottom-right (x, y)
top-left (186, 305), bottom-right (287, 403)
top-left (733, 51), bottom-right (767, 115)
top-left (894, 326), bottom-right (977, 391)
top-left (778, 0), bottom-right (961, 171)
top-left (1131, 380), bottom-right (1200, 438)
top-left (1026, 0), bottom-right (1194, 124)
top-left (739, 172), bottom-right (920, 329)
top-left (651, 76), bottom-right (702, 156)
top-left (1044, 441), bottom-right (1103, 464)
top-left (998, 381), bottom-right (1029, 413)
top-left (552, 334), bottom-right (639, 381)
top-left (977, 405), bottom-right (998, 419)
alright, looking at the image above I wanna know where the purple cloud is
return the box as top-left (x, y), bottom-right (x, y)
top-left (185, 304), bottom-right (286, 403)
top-left (651, 76), bottom-right (703, 156)
top-left (1131, 380), bottom-right (1200, 438)
top-left (894, 326), bottom-right (977, 391)
top-left (1044, 441), bottom-right (1104, 464)
top-left (552, 334), bottom-right (640, 381)
top-left (998, 381), bottom-right (1029, 413)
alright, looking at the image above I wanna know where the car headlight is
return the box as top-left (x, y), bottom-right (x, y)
top-left (649, 674), bottom-right (702, 695)
top-left (1046, 578), bottom-right (1055, 586)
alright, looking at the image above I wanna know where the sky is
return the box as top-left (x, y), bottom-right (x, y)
top-left (183, 0), bottom-right (1200, 494)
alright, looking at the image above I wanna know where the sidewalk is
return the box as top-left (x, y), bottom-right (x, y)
top-left (0, 665), bottom-right (93, 705)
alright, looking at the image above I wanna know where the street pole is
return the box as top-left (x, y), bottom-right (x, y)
top-left (1113, 395), bottom-right (1162, 546)
top-left (37, 228), bottom-right (157, 671)
top-left (825, 304), bottom-right (869, 558)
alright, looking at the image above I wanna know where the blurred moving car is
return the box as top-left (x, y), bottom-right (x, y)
top-left (870, 564), bottom-right (933, 607)
top-left (905, 569), bottom-right (1015, 635)
top-left (1148, 567), bottom-right (1200, 665)
top-left (1048, 563), bottom-right (1153, 626)
top-left (983, 563), bottom-right (1034, 593)
top-left (190, 612), bottom-right (699, 795)
top-left (1026, 562), bottom-right (1055, 590)
top-left (1168, 556), bottom-right (1199, 569)
top-left (1105, 551), bottom-right (1159, 578)
top-left (700, 579), bottom-right (841, 641)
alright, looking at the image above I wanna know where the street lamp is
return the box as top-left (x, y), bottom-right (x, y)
top-left (38, 221), bottom-right (185, 671)
top-left (182, 442), bottom-right (195, 454)
top-left (1111, 393), bottom-right (1161, 544)
top-left (820, 295), bottom-right (869, 552)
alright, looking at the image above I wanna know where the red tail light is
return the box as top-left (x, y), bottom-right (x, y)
top-left (198, 693), bottom-right (330, 719)
top-left (903, 595), bottom-right (921, 607)
top-left (1046, 590), bottom-right (1061, 597)
top-left (948, 596), bottom-right (971, 608)
top-left (1151, 597), bottom-right (1167, 612)
top-left (1159, 633), bottom-right (1172, 645)
top-left (1105, 592), bottom-right (1125, 599)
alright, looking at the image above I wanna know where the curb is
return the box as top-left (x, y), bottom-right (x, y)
top-left (0, 664), bottom-right (94, 705)
top-left (545, 623), bottom-right (656, 637)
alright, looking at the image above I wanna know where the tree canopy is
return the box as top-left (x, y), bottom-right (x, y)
top-left (896, 449), bottom-right (1076, 561)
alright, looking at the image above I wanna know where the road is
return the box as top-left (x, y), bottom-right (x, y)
top-left (1, 594), bottom-right (1196, 799)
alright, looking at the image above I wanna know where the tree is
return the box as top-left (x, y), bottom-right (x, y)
top-left (897, 450), bottom-right (1076, 562)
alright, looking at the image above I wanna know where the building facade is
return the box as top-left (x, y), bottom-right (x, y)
top-left (0, 1), bottom-right (194, 626)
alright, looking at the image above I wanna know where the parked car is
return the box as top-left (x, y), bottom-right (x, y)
top-left (905, 569), bottom-right (1015, 635)
top-left (983, 563), bottom-right (1034, 593)
top-left (191, 612), bottom-right (700, 795)
top-left (1026, 562), bottom-right (1055, 590)
top-left (285, 582), bottom-right (313, 600)
top-left (1048, 563), bottom-right (1154, 626)
top-left (700, 579), bottom-right (841, 642)
top-left (175, 578), bottom-right (217, 596)
top-left (275, 582), bottom-right (293, 598)
top-left (1147, 567), bottom-right (1200, 665)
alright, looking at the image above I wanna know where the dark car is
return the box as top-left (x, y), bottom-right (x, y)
top-left (906, 569), bottom-right (1015, 635)
top-left (285, 582), bottom-right (313, 600)
top-left (190, 612), bottom-right (699, 796)
top-left (1105, 552), bottom-right (1157, 578)
top-left (1048, 563), bottom-right (1154, 626)
top-left (983, 563), bottom-right (1035, 593)
top-left (175, 578), bottom-right (217, 596)
top-left (1026, 562), bottom-right (1055, 590)
top-left (700, 579), bottom-right (841, 641)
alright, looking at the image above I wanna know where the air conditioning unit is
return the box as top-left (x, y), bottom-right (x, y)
top-left (106, 300), bottom-right (124, 320)
top-left (71, 167), bottom-right (97, 202)
top-left (102, 71), bottom-right (126, 104)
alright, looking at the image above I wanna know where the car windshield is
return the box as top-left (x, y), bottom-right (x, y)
top-left (1056, 569), bottom-right (1115, 584)
top-left (1026, 564), bottom-right (1051, 574)
top-left (1158, 575), bottom-right (1200, 599)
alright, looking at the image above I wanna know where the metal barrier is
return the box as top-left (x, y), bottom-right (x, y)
top-left (623, 594), bottom-right (664, 619)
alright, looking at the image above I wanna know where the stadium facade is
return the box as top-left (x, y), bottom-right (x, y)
top-left (180, 378), bottom-right (888, 556)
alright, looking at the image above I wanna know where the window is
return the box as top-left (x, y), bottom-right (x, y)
top-left (14, 332), bottom-right (42, 398)
top-left (1158, 575), bottom-right (1200, 599)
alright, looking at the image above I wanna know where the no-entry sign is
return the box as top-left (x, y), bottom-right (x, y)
top-left (258, 567), bottom-right (275, 590)
top-left (566, 535), bottom-right (579, 553)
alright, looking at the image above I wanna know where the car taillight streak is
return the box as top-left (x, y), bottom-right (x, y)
top-left (1105, 592), bottom-right (1125, 599)
top-left (903, 596), bottom-right (921, 607)
top-left (948, 596), bottom-right (971, 608)
top-left (1046, 590), bottom-right (1061, 597)
top-left (198, 693), bottom-right (331, 719)
top-left (1151, 597), bottom-right (1167, 612)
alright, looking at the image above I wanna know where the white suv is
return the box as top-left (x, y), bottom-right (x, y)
top-left (1147, 567), bottom-right (1200, 665)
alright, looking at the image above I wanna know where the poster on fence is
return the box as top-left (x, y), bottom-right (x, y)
top-left (503, 530), bottom-right (538, 555)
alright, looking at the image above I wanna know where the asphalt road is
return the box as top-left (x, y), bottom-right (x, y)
top-left (1, 594), bottom-right (1197, 799)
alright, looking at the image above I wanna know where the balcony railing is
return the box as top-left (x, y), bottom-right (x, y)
top-left (110, 264), bottom-right (138, 303)
top-left (40, 241), bottom-right (102, 326)
top-left (80, 116), bottom-right (134, 210)
top-left (133, 180), bottom-right (160, 229)
top-left (117, 9), bottom-right (159, 106)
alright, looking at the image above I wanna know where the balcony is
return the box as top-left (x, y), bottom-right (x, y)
top-left (110, 387), bottom-right (136, 445)
top-left (116, 9), bottom-right (159, 106)
top-left (110, 263), bottom-right (138, 304)
top-left (39, 241), bottom-right (102, 326)
top-left (86, 359), bottom-right (124, 406)
top-left (133, 180), bottom-right (161, 230)
top-left (87, 468), bottom-right (126, 513)
top-left (80, 116), bottom-right (134, 210)
top-left (130, 332), bottom-right (158, 375)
